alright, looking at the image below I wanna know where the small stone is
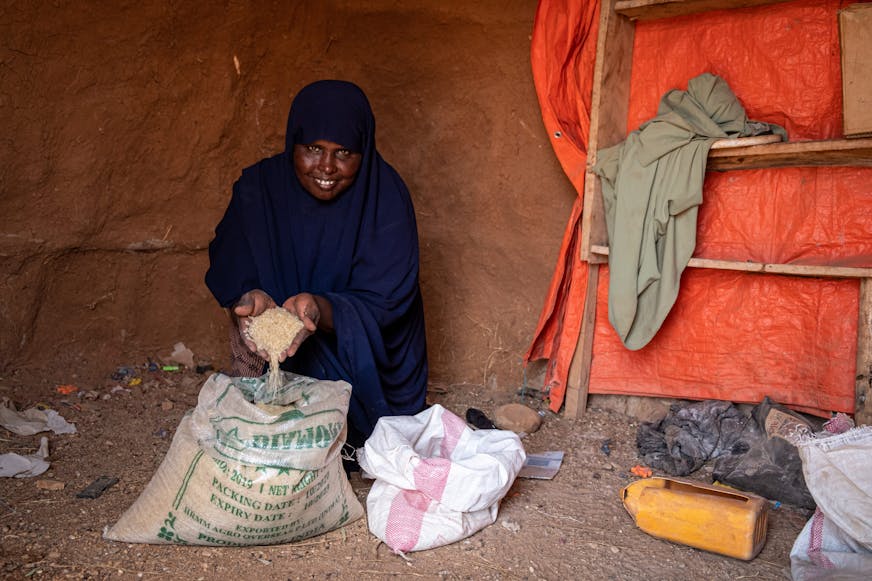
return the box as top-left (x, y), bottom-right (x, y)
top-left (161, 400), bottom-right (174, 411)
top-left (46, 550), bottom-right (60, 560)
top-left (493, 403), bottom-right (542, 434)
top-left (35, 479), bottom-right (65, 491)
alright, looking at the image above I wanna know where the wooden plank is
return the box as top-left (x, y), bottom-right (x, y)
top-left (707, 138), bottom-right (872, 171)
top-left (710, 134), bottom-right (782, 149)
top-left (581, 0), bottom-right (635, 262)
top-left (581, 176), bottom-right (609, 263)
top-left (590, 245), bottom-right (872, 278)
top-left (564, 264), bottom-right (601, 418)
top-left (854, 278), bottom-right (872, 426)
top-left (615, 0), bottom-right (794, 21)
top-left (696, 259), bottom-right (872, 278)
top-left (856, 279), bottom-right (872, 426)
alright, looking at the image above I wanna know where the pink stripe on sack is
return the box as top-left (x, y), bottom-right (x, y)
top-left (411, 409), bottom-right (466, 501)
top-left (385, 489), bottom-right (431, 552)
top-left (414, 457), bottom-right (452, 501)
top-left (807, 508), bottom-right (835, 569)
top-left (439, 408), bottom-right (466, 458)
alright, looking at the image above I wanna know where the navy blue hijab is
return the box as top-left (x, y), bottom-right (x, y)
top-left (206, 80), bottom-right (428, 442)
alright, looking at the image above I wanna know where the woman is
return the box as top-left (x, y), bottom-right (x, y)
top-left (205, 80), bottom-right (429, 447)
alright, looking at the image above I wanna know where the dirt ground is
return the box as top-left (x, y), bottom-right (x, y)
top-left (0, 360), bottom-right (811, 580)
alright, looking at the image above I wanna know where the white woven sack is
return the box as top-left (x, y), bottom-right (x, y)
top-left (789, 509), bottom-right (872, 581)
top-left (789, 426), bottom-right (872, 580)
top-left (358, 404), bottom-right (525, 552)
top-left (796, 426), bottom-right (872, 550)
top-left (104, 372), bottom-right (363, 546)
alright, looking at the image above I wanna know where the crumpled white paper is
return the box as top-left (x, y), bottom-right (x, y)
top-left (169, 341), bottom-right (195, 369)
top-left (0, 436), bottom-right (50, 478)
top-left (0, 398), bottom-right (77, 436)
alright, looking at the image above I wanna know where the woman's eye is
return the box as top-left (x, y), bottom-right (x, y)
top-left (306, 145), bottom-right (320, 153)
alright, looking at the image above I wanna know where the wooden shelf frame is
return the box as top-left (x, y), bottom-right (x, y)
top-left (583, 136), bottom-right (872, 266)
top-left (581, 1), bottom-right (872, 267)
top-left (590, 245), bottom-right (872, 278)
top-left (567, 0), bottom-right (872, 423)
top-left (614, 0), bottom-right (796, 21)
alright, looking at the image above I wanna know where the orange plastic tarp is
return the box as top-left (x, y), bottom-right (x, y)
top-left (526, 0), bottom-right (872, 417)
top-left (525, 0), bottom-right (599, 409)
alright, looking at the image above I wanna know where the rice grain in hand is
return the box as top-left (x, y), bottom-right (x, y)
top-left (245, 307), bottom-right (305, 399)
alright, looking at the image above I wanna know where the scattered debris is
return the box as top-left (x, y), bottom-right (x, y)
top-left (59, 401), bottom-right (82, 412)
top-left (111, 367), bottom-right (138, 381)
top-left (169, 342), bottom-right (195, 369)
top-left (77, 475), bottom-right (119, 499)
top-left (465, 407), bottom-right (496, 429)
top-left (630, 465), bottom-right (652, 478)
top-left (36, 478), bottom-right (65, 491)
top-left (0, 437), bottom-right (50, 478)
top-left (500, 519), bottom-right (520, 533)
top-left (600, 438), bottom-right (612, 456)
top-left (0, 398), bottom-right (77, 436)
top-left (160, 400), bottom-right (174, 411)
top-left (518, 451), bottom-right (564, 480)
top-left (56, 384), bottom-right (78, 395)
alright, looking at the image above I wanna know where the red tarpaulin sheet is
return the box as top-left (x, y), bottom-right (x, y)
top-left (526, 0), bottom-right (872, 417)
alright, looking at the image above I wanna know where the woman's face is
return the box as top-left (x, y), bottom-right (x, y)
top-left (293, 139), bottom-right (362, 201)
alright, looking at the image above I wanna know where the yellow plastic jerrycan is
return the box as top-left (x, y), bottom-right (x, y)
top-left (621, 477), bottom-right (768, 560)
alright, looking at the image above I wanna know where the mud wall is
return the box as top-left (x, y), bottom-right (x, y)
top-left (0, 1), bottom-right (575, 390)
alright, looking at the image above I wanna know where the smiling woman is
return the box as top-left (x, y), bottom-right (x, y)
top-left (205, 80), bottom-right (429, 450)
top-left (293, 140), bottom-right (362, 201)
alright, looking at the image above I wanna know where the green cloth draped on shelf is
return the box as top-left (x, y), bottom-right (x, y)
top-left (593, 73), bottom-right (787, 350)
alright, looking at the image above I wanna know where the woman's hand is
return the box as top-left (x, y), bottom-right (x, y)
top-left (232, 289), bottom-right (276, 357)
top-left (281, 293), bottom-right (333, 359)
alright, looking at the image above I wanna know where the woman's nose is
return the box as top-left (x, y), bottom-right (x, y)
top-left (318, 153), bottom-right (337, 173)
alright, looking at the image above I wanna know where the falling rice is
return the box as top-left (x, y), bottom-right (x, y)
top-left (245, 307), bottom-right (305, 399)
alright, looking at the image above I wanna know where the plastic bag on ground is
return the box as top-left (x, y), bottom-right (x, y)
top-left (357, 404), bottom-right (525, 553)
top-left (0, 398), bottom-right (77, 435)
top-left (0, 436), bottom-right (50, 478)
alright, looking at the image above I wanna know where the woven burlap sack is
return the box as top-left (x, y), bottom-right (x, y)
top-left (104, 372), bottom-right (363, 546)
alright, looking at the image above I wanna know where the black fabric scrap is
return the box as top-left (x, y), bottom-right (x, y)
top-left (636, 400), bottom-right (748, 476)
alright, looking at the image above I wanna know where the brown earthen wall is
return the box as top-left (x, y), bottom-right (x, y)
top-left (0, 1), bottom-right (575, 389)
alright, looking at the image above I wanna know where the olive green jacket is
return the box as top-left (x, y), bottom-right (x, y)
top-left (593, 73), bottom-right (786, 350)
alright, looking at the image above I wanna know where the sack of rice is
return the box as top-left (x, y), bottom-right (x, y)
top-left (104, 372), bottom-right (363, 545)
